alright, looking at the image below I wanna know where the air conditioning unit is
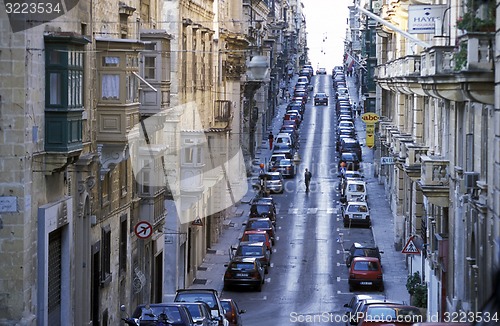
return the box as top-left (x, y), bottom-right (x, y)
top-left (464, 172), bottom-right (479, 191)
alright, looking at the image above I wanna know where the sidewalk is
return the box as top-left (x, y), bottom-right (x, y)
top-left (346, 76), bottom-right (410, 304)
top-left (187, 76), bottom-right (298, 293)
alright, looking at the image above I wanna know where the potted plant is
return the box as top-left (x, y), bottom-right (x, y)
top-left (456, 0), bottom-right (496, 32)
top-left (406, 272), bottom-right (428, 308)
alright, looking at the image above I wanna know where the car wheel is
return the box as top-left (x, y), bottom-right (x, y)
top-left (379, 284), bottom-right (385, 292)
top-left (349, 284), bottom-right (354, 292)
top-left (265, 267), bottom-right (269, 274)
top-left (256, 283), bottom-right (262, 292)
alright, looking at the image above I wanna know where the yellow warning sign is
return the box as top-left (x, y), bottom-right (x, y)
top-left (366, 133), bottom-right (375, 148)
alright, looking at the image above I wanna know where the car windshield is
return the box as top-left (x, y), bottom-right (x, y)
top-left (135, 306), bottom-right (182, 322)
top-left (220, 301), bottom-right (231, 312)
top-left (267, 174), bottom-right (281, 181)
top-left (366, 307), bottom-right (397, 320)
top-left (353, 261), bottom-right (379, 271)
top-left (347, 205), bottom-right (368, 213)
top-left (184, 305), bottom-right (202, 319)
top-left (251, 205), bottom-right (271, 215)
top-left (230, 262), bottom-right (255, 270)
top-left (238, 246), bottom-right (262, 256)
top-left (249, 221), bottom-right (270, 229)
top-left (348, 184), bottom-right (365, 192)
top-left (279, 159), bottom-right (292, 166)
top-left (342, 153), bottom-right (358, 161)
top-left (245, 234), bottom-right (266, 242)
top-left (175, 293), bottom-right (216, 309)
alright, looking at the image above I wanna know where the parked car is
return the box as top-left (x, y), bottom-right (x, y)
top-left (131, 303), bottom-right (195, 326)
top-left (231, 241), bottom-right (271, 273)
top-left (342, 179), bottom-right (367, 202)
top-left (314, 92), bottom-right (329, 106)
top-left (249, 198), bottom-right (276, 224)
top-left (345, 242), bottom-right (383, 267)
top-left (357, 304), bottom-right (423, 325)
top-left (270, 158), bottom-right (296, 178)
top-left (179, 302), bottom-right (219, 326)
top-left (340, 138), bottom-right (362, 160)
top-left (240, 230), bottom-right (272, 252)
top-left (342, 201), bottom-right (371, 228)
top-left (338, 120), bottom-right (354, 130)
top-left (223, 257), bottom-right (265, 292)
top-left (348, 299), bottom-right (405, 326)
top-left (251, 172), bottom-right (284, 194)
top-left (220, 299), bottom-right (245, 326)
top-left (339, 152), bottom-right (361, 171)
top-left (348, 257), bottom-right (384, 291)
top-left (344, 294), bottom-right (387, 325)
top-left (174, 289), bottom-right (228, 326)
top-left (244, 218), bottom-right (276, 245)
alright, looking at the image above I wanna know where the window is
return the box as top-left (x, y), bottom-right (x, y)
top-left (184, 147), bottom-right (194, 164)
top-left (101, 225), bottom-right (112, 285)
top-left (141, 169), bottom-right (150, 194)
top-left (126, 74), bottom-right (138, 102)
top-left (144, 56), bottom-right (156, 79)
top-left (101, 74), bottom-right (120, 100)
top-left (102, 56), bottom-right (120, 67)
top-left (101, 172), bottom-right (110, 206)
top-left (120, 160), bottom-right (128, 197)
top-left (119, 216), bottom-right (127, 275)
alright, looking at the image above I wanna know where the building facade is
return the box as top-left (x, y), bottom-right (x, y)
top-left (350, 0), bottom-right (499, 321)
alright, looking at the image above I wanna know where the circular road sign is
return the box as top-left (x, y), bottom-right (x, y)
top-left (134, 221), bottom-right (153, 239)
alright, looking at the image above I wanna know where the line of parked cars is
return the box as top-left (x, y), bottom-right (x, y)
top-left (121, 288), bottom-right (245, 325)
top-left (223, 67), bottom-right (314, 296)
top-left (336, 65), bottom-right (427, 326)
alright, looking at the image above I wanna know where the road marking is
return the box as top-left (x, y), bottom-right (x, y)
top-left (337, 276), bottom-right (341, 282)
top-left (307, 208), bottom-right (318, 214)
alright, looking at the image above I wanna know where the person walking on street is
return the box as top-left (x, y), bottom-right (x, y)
top-left (268, 132), bottom-right (274, 150)
top-left (304, 168), bottom-right (312, 192)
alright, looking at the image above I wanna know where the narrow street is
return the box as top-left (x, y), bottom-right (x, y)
top-left (189, 73), bottom-right (410, 325)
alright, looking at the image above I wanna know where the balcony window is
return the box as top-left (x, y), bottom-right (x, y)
top-left (44, 33), bottom-right (89, 153)
top-left (101, 74), bottom-right (120, 100)
top-left (144, 56), bottom-right (156, 79)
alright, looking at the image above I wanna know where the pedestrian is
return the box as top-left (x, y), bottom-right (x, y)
top-left (353, 102), bottom-right (357, 116)
top-left (339, 161), bottom-right (347, 175)
top-left (304, 168), bottom-right (312, 192)
top-left (357, 104), bottom-right (362, 117)
top-left (285, 90), bottom-right (290, 102)
top-left (268, 132), bottom-right (274, 150)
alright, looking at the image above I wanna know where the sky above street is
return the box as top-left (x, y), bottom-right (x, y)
top-left (301, 0), bottom-right (351, 71)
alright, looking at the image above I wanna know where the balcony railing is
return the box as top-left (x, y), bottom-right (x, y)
top-left (453, 32), bottom-right (495, 72)
top-left (420, 155), bottom-right (450, 187)
top-left (420, 46), bottom-right (455, 76)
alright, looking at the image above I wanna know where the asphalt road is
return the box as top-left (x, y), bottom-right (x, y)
top-left (220, 74), bottom-right (383, 325)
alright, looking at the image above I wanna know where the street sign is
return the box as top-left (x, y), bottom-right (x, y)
top-left (192, 218), bottom-right (204, 226)
top-left (134, 221), bottom-right (153, 239)
top-left (366, 133), bottom-right (375, 148)
top-left (361, 112), bottom-right (380, 124)
top-left (402, 236), bottom-right (420, 254)
top-left (381, 156), bottom-right (395, 165)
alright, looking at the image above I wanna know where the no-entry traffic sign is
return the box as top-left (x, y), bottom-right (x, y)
top-left (134, 221), bottom-right (153, 239)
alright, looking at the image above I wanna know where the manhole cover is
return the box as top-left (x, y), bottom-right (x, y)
top-left (193, 279), bottom-right (207, 285)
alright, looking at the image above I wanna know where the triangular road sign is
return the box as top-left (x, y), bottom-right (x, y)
top-left (191, 218), bottom-right (204, 226)
top-left (402, 236), bottom-right (420, 254)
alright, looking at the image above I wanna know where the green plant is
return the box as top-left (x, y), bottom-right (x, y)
top-left (453, 42), bottom-right (467, 71)
top-left (456, 0), bottom-right (496, 32)
top-left (406, 272), bottom-right (428, 308)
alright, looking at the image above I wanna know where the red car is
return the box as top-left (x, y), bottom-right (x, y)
top-left (348, 257), bottom-right (383, 291)
top-left (240, 230), bottom-right (272, 252)
top-left (220, 299), bottom-right (245, 326)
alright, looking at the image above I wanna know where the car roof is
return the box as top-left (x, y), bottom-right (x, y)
top-left (352, 242), bottom-right (379, 249)
top-left (176, 288), bottom-right (219, 295)
top-left (346, 179), bottom-right (365, 185)
top-left (248, 217), bottom-right (273, 222)
top-left (238, 241), bottom-right (265, 247)
top-left (266, 171), bottom-right (281, 176)
top-left (347, 201), bottom-right (368, 206)
top-left (230, 256), bottom-right (259, 263)
top-left (342, 138), bottom-right (359, 144)
top-left (352, 256), bottom-right (380, 263)
top-left (243, 230), bottom-right (268, 235)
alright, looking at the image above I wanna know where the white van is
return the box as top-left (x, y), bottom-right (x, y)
top-left (275, 133), bottom-right (295, 148)
top-left (342, 179), bottom-right (367, 202)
